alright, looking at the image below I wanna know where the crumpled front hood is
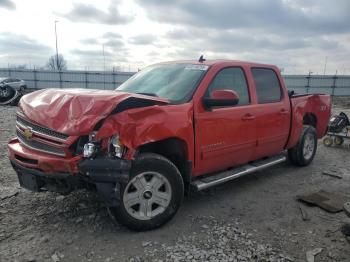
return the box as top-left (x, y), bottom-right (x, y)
top-left (19, 88), bottom-right (168, 136)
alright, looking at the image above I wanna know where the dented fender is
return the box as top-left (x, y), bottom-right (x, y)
top-left (95, 103), bottom-right (195, 163)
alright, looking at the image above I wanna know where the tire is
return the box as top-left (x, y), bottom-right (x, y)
top-left (0, 85), bottom-right (15, 98)
top-left (0, 86), bottom-right (17, 105)
top-left (9, 94), bottom-right (21, 106)
top-left (288, 125), bottom-right (317, 166)
top-left (334, 136), bottom-right (344, 146)
top-left (109, 153), bottom-right (184, 231)
top-left (323, 136), bottom-right (333, 147)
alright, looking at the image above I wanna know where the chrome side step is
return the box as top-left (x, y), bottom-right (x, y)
top-left (191, 154), bottom-right (287, 191)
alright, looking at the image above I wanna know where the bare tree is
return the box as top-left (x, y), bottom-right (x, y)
top-left (46, 54), bottom-right (67, 71)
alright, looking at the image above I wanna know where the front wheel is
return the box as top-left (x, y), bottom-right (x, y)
top-left (288, 125), bottom-right (317, 166)
top-left (323, 136), bottom-right (333, 147)
top-left (334, 136), bottom-right (344, 146)
top-left (109, 153), bottom-right (184, 231)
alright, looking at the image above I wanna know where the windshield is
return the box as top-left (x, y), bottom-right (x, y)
top-left (116, 63), bottom-right (208, 103)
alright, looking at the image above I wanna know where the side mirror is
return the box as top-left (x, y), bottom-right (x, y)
top-left (203, 89), bottom-right (239, 109)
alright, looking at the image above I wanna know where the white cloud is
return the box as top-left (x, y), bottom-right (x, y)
top-left (0, 0), bottom-right (15, 10)
top-left (0, 0), bottom-right (349, 74)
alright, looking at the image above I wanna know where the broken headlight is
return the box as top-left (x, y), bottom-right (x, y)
top-left (83, 142), bottom-right (97, 158)
top-left (82, 131), bottom-right (99, 158)
top-left (110, 135), bottom-right (124, 158)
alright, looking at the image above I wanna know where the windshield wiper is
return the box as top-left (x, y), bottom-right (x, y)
top-left (135, 92), bottom-right (159, 97)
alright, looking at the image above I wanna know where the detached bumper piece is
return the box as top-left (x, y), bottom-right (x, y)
top-left (78, 158), bottom-right (131, 183)
top-left (79, 158), bottom-right (131, 206)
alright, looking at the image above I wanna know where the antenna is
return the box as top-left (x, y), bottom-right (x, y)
top-left (198, 55), bottom-right (206, 63)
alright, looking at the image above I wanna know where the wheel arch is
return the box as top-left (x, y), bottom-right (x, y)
top-left (136, 138), bottom-right (192, 188)
top-left (303, 113), bottom-right (317, 128)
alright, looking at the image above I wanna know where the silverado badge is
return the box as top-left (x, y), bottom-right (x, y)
top-left (23, 127), bottom-right (33, 140)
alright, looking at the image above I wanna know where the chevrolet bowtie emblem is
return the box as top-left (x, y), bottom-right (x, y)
top-left (23, 128), bottom-right (33, 139)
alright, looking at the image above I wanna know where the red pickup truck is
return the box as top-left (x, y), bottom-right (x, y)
top-left (8, 60), bottom-right (331, 230)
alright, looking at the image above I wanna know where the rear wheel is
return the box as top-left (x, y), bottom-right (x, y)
top-left (288, 125), bottom-right (317, 166)
top-left (109, 153), bottom-right (184, 231)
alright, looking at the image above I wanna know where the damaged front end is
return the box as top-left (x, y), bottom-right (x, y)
top-left (77, 132), bottom-right (132, 206)
top-left (9, 88), bottom-right (172, 206)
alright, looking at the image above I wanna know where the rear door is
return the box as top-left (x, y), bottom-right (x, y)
top-left (194, 67), bottom-right (257, 175)
top-left (250, 68), bottom-right (291, 159)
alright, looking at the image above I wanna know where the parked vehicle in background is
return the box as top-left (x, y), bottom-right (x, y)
top-left (0, 77), bottom-right (27, 105)
top-left (0, 77), bottom-right (27, 90)
top-left (8, 59), bottom-right (331, 230)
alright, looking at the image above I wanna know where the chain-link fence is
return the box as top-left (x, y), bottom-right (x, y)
top-left (0, 68), bottom-right (134, 90)
top-left (1, 68), bottom-right (350, 95)
top-left (283, 75), bottom-right (350, 96)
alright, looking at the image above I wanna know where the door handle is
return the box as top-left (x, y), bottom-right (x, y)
top-left (279, 109), bottom-right (289, 115)
top-left (242, 113), bottom-right (256, 121)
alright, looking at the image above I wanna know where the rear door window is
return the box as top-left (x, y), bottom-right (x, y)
top-left (251, 68), bottom-right (282, 103)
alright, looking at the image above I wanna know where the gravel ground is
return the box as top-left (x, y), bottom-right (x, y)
top-left (1, 99), bottom-right (350, 262)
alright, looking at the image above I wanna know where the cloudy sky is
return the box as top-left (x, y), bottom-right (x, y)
top-left (0, 0), bottom-right (349, 74)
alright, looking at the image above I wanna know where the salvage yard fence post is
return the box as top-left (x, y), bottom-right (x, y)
top-left (84, 69), bottom-right (88, 89)
top-left (33, 67), bottom-right (38, 89)
top-left (331, 75), bottom-right (337, 97)
top-left (306, 74), bottom-right (311, 94)
top-left (112, 67), bottom-right (116, 90)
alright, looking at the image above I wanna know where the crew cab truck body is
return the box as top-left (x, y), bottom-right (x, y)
top-left (8, 60), bottom-right (331, 230)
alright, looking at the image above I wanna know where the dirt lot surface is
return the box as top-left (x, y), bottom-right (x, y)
top-left (1, 100), bottom-right (350, 262)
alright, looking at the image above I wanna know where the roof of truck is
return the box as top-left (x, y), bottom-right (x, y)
top-left (158, 59), bottom-right (277, 68)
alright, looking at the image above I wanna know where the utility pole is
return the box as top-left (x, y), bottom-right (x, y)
top-left (102, 44), bottom-right (106, 89)
top-left (323, 56), bottom-right (328, 76)
top-left (54, 20), bottom-right (59, 71)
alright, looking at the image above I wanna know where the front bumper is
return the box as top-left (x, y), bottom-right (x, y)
top-left (8, 138), bottom-right (81, 174)
top-left (8, 138), bottom-right (132, 205)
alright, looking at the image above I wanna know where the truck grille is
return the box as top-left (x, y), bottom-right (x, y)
top-left (16, 113), bottom-right (69, 157)
top-left (17, 130), bottom-right (66, 156)
top-left (16, 115), bottom-right (68, 140)
top-left (16, 130), bottom-right (66, 157)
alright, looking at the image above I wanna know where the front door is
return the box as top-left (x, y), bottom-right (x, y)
top-left (194, 67), bottom-right (257, 176)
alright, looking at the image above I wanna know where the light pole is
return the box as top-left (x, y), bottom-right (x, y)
top-left (323, 56), bottom-right (328, 76)
top-left (102, 44), bottom-right (106, 89)
top-left (54, 20), bottom-right (59, 71)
